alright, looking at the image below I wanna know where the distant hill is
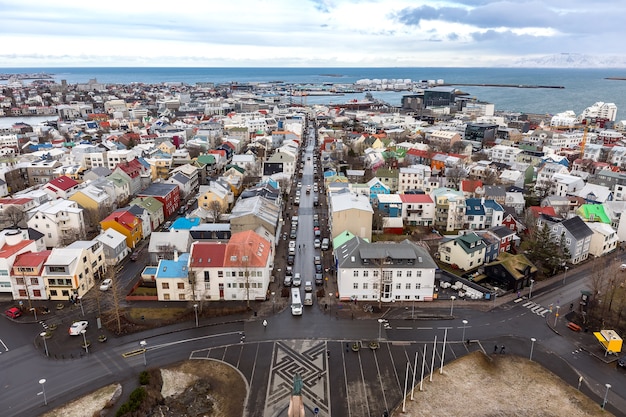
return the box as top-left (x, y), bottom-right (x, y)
top-left (509, 53), bottom-right (626, 68)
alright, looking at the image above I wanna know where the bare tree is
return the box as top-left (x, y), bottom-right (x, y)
top-left (446, 165), bottom-right (467, 190)
top-left (2, 206), bottom-right (25, 228)
top-left (101, 267), bottom-right (124, 334)
top-left (208, 199), bottom-right (225, 223)
top-left (482, 169), bottom-right (499, 186)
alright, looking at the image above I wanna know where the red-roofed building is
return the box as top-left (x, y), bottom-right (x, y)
top-left (0, 197), bottom-right (36, 227)
top-left (11, 250), bottom-right (52, 300)
top-left (529, 206), bottom-right (557, 219)
top-left (502, 212), bottom-right (526, 234)
top-left (460, 179), bottom-right (484, 198)
top-left (0, 230), bottom-right (40, 296)
top-left (406, 148), bottom-right (434, 166)
top-left (100, 209), bottom-right (143, 249)
top-left (189, 230), bottom-right (273, 302)
top-left (113, 158), bottom-right (148, 195)
top-left (399, 194), bottom-right (435, 226)
top-left (43, 175), bottom-right (80, 199)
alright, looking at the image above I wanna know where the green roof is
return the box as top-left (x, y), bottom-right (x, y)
top-left (197, 154), bottom-right (216, 165)
top-left (487, 252), bottom-right (538, 280)
top-left (577, 204), bottom-right (610, 223)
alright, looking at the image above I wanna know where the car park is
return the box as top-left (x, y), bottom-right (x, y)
top-left (314, 238), bottom-right (321, 249)
top-left (304, 281), bottom-right (313, 292)
top-left (99, 278), bottom-right (112, 291)
top-left (5, 307), bottom-right (22, 319)
top-left (68, 320), bottom-right (88, 336)
top-left (293, 273), bottom-right (302, 287)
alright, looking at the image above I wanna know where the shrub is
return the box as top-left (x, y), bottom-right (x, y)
top-left (139, 371), bottom-right (150, 385)
top-left (115, 387), bottom-right (146, 417)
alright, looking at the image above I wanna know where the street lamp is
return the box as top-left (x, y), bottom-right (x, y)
top-left (602, 383), bottom-right (611, 410)
top-left (80, 329), bottom-right (88, 354)
top-left (271, 292), bottom-right (276, 314)
top-left (562, 266), bottom-right (569, 286)
top-left (38, 378), bottom-right (47, 405)
top-left (450, 296), bottom-right (456, 317)
top-left (529, 279), bottom-right (535, 299)
top-left (461, 320), bottom-right (468, 342)
top-left (193, 304), bottom-right (198, 327)
top-left (140, 340), bottom-right (147, 366)
top-left (40, 332), bottom-right (49, 357)
top-left (554, 305), bottom-right (560, 327)
top-left (30, 307), bottom-right (38, 321)
top-left (529, 337), bottom-right (536, 361)
top-left (378, 318), bottom-right (386, 341)
top-left (78, 296), bottom-right (85, 317)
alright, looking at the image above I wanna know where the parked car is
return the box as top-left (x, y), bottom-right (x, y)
top-left (68, 320), bottom-right (89, 336)
top-left (290, 229), bottom-right (298, 239)
top-left (287, 255), bottom-right (295, 265)
top-left (283, 275), bottom-right (293, 287)
top-left (99, 278), bottom-right (113, 291)
top-left (294, 197), bottom-right (300, 205)
top-left (304, 281), bottom-right (313, 292)
top-left (618, 355), bottom-right (626, 369)
top-left (130, 251), bottom-right (140, 261)
top-left (5, 307), bottom-right (22, 319)
top-left (315, 264), bottom-right (323, 274)
top-left (314, 255), bottom-right (321, 265)
top-left (314, 238), bottom-right (321, 249)
top-left (315, 273), bottom-right (323, 286)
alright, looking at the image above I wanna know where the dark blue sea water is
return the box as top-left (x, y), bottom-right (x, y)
top-left (3, 67), bottom-right (626, 119)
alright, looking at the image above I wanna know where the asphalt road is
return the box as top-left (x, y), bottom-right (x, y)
top-left (1, 124), bottom-right (625, 417)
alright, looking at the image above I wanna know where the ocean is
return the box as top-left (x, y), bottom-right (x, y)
top-left (3, 67), bottom-right (626, 120)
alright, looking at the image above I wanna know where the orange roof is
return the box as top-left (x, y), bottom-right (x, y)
top-left (0, 239), bottom-right (33, 259)
top-left (189, 242), bottom-right (227, 268)
top-left (224, 230), bottom-right (271, 268)
top-left (530, 206), bottom-right (557, 218)
top-left (0, 197), bottom-right (33, 205)
top-left (13, 250), bottom-right (52, 271)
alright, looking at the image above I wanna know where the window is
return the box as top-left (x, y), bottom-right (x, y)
top-left (363, 283), bottom-right (368, 290)
top-left (373, 271), bottom-right (379, 277)
top-left (353, 271), bottom-right (359, 277)
top-left (34, 289), bottom-right (41, 297)
top-left (163, 293), bottom-right (170, 300)
top-left (204, 271), bottom-right (210, 282)
top-left (373, 283), bottom-right (379, 290)
top-left (397, 271), bottom-right (402, 277)
top-left (406, 283), bottom-right (411, 290)
top-left (406, 271), bottom-right (412, 278)
top-left (416, 283), bottom-right (421, 289)
top-left (162, 282), bottom-right (170, 289)
top-left (395, 283), bottom-right (401, 290)
top-left (50, 290), bottom-right (57, 296)
top-left (353, 282), bottom-right (358, 289)
top-left (363, 271), bottom-right (369, 277)
top-left (177, 283), bottom-right (185, 289)
top-left (178, 294), bottom-right (186, 300)
top-left (18, 289), bottom-right (26, 297)
top-left (405, 295), bottom-right (410, 300)
top-left (16, 277), bottom-right (24, 285)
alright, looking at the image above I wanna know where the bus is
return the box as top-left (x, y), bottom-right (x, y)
top-left (291, 288), bottom-right (303, 316)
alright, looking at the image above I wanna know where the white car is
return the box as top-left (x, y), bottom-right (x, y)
top-left (314, 238), bottom-right (321, 249)
top-left (621, 264), bottom-right (626, 271)
top-left (99, 278), bottom-right (112, 291)
top-left (293, 273), bottom-right (302, 287)
top-left (68, 320), bottom-right (88, 336)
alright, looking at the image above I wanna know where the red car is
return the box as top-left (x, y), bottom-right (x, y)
top-left (5, 307), bottom-right (22, 319)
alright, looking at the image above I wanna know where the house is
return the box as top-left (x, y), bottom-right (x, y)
top-left (574, 183), bottom-right (613, 204)
top-left (166, 171), bottom-right (194, 201)
top-left (100, 209), bottom-right (143, 249)
top-left (11, 250), bottom-right (52, 300)
top-left (148, 230), bottom-right (193, 264)
top-left (537, 215), bottom-right (593, 264)
top-left (229, 195), bottom-right (281, 237)
top-left (0, 230), bottom-right (42, 296)
top-left (474, 230), bottom-right (501, 264)
top-left (398, 165), bottom-right (431, 194)
top-left (69, 184), bottom-right (115, 229)
top-left (489, 225), bottom-right (518, 253)
top-left (464, 198), bottom-right (486, 230)
top-left (586, 222), bottom-right (618, 257)
top-left (438, 232), bottom-right (486, 271)
top-left (482, 185), bottom-right (506, 206)
top-left (368, 178), bottom-right (391, 203)
top-left (189, 223), bottom-right (232, 241)
top-left (265, 148), bottom-right (296, 179)
top-left (112, 158), bottom-right (147, 195)
top-left (460, 179), bottom-right (484, 198)
top-left (502, 210), bottom-right (526, 235)
top-left (576, 204), bottom-right (611, 224)
top-left (551, 173), bottom-right (585, 197)
top-left (335, 237), bottom-right (437, 302)
top-left (431, 188), bottom-right (465, 232)
top-left (399, 194), bottom-right (435, 226)
top-left (504, 191), bottom-right (525, 215)
top-left (43, 175), bottom-right (80, 199)
top-left (26, 199), bottom-right (86, 248)
top-left (329, 192), bottom-right (373, 241)
top-left (483, 199), bottom-right (504, 228)
top-left (482, 252), bottom-right (537, 292)
top-left (188, 230), bottom-right (273, 301)
top-left (129, 196), bottom-right (164, 232)
top-left (376, 194), bottom-right (403, 217)
top-left (44, 240), bottom-right (106, 301)
top-left (0, 197), bottom-right (36, 228)
top-left (155, 253), bottom-right (191, 301)
top-left (375, 168), bottom-right (399, 192)
top-left (137, 182), bottom-right (181, 218)
top-left (95, 228), bottom-right (130, 266)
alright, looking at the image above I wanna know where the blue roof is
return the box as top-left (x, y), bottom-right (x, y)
top-left (156, 253), bottom-right (190, 279)
top-left (171, 217), bottom-right (201, 230)
top-left (483, 199), bottom-right (503, 211)
top-left (465, 198), bottom-right (485, 215)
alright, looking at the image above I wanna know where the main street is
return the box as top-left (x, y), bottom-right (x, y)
top-left (1, 124), bottom-right (625, 416)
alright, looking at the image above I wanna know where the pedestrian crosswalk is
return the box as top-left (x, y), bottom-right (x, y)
top-left (520, 301), bottom-right (550, 317)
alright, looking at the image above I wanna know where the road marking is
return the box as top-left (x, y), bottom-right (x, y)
top-left (396, 326), bottom-right (413, 330)
top-left (538, 309), bottom-right (549, 317)
top-left (0, 339), bottom-right (8, 352)
top-left (514, 298), bottom-right (524, 303)
top-left (416, 327), bottom-right (433, 330)
top-left (522, 301), bottom-right (535, 308)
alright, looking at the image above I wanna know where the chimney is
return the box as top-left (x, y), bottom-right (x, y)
top-left (174, 250), bottom-right (179, 262)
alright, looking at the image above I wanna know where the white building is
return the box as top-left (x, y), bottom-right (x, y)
top-left (586, 222), bottom-right (618, 258)
top-left (335, 237), bottom-right (437, 302)
top-left (26, 199), bottom-right (86, 248)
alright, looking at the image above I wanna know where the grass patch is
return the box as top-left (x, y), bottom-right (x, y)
top-left (128, 307), bottom-right (188, 321)
top-left (130, 287), bottom-right (157, 296)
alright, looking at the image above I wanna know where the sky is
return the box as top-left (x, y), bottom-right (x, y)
top-left (0, 0), bottom-right (624, 68)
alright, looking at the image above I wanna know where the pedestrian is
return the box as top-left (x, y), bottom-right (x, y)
top-left (494, 344), bottom-right (498, 354)
top-left (517, 291), bottom-right (521, 299)
top-left (263, 319), bottom-right (267, 329)
top-left (500, 345), bottom-right (505, 354)
top-left (326, 350), bottom-right (330, 358)
top-left (318, 372), bottom-right (322, 380)
top-left (570, 303), bottom-right (574, 310)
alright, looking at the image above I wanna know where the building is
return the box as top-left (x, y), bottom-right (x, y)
top-left (335, 237), bottom-right (437, 302)
top-left (438, 233), bottom-right (486, 271)
top-left (328, 192), bottom-right (373, 241)
top-left (137, 182), bottom-right (181, 218)
top-left (100, 209), bottom-right (143, 249)
top-left (26, 199), bottom-right (86, 248)
top-left (537, 215), bottom-right (593, 264)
